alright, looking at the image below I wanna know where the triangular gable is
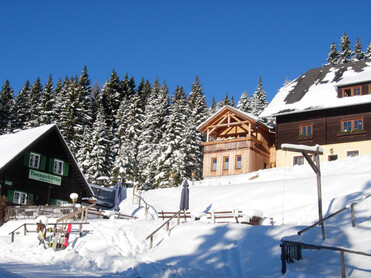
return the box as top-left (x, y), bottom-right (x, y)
top-left (0, 124), bottom-right (93, 197)
top-left (198, 106), bottom-right (267, 140)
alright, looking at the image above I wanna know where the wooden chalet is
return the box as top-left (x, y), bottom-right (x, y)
top-left (0, 124), bottom-right (93, 206)
top-left (260, 59), bottom-right (371, 167)
top-left (198, 105), bottom-right (275, 178)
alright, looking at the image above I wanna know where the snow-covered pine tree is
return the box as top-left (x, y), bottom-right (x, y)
top-left (52, 78), bottom-right (63, 124)
top-left (100, 70), bottom-right (123, 129)
top-left (0, 80), bottom-right (15, 134)
top-left (237, 90), bottom-right (253, 113)
top-left (230, 96), bottom-right (235, 107)
top-left (185, 76), bottom-right (207, 180)
top-left (28, 77), bottom-right (43, 127)
top-left (365, 42), bottom-right (371, 60)
top-left (338, 33), bottom-right (354, 64)
top-left (251, 76), bottom-right (268, 117)
top-left (223, 93), bottom-right (230, 106)
top-left (91, 83), bottom-right (101, 124)
top-left (353, 37), bottom-right (365, 61)
top-left (39, 74), bottom-right (55, 125)
top-left (78, 66), bottom-right (93, 129)
top-left (208, 97), bottom-right (217, 116)
top-left (75, 125), bottom-right (93, 177)
top-left (113, 91), bottom-right (143, 183)
top-left (13, 81), bottom-right (32, 129)
top-left (326, 42), bottom-right (340, 66)
top-left (85, 107), bottom-right (113, 184)
top-left (137, 78), bottom-right (151, 113)
top-left (155, 86), bottom-right (189, 188)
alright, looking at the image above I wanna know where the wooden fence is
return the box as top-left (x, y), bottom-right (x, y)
top-left (5, 205), bottom-right (75, 222)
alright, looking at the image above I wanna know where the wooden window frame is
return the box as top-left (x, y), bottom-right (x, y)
top-left (342, 85), bottom-right (362, 97)
top-left (341, 118), bottom-right (363, 132)
top-left (13, 191), bottom-right (28, 205)
top-left (346, 150), bottom-right (359, 157)
top-left (211, 158), bottom-right (217, 171)
top-left (299, 124), bottom-right (313, 136)
top-left (235, 155), bottom-right (242, 169)
top-left (223, 156), bottom-right (229, 170)
top-left (293, 155), bottom-right (304, 166)
top-left (328, 154), bottom-right (338, 161)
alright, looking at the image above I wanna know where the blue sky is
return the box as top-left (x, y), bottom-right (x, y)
top-left (0, 1), bottom-right (370, 105)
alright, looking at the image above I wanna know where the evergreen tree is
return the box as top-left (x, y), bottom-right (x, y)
top-left (230, 96), bottom-right (235, 107)
top-left (85, 107), bottom-right (113, 183)
top-left (79, 66), bottom-right (93, 129)
top-left (326, 42), bottom-right (340, 66)
top-left (52, 78), bottom-right (63, 123)
top-left (237, 90), bottom-right (252, 113)
top-left (75, 126), bottom-right (93, 176)
top-left (0, 80), bottom-right (15, 133)
top-left (155, 86), bottom-right (189, 187)
top-left (185, 76), bottom-right (207, 180)
top-left (365, 42), bottom-right (371, 59)
top-left (28, 78), bottom-right (43, 127)
top-left (13, 81), bottom-right (32, 129)
top-left (39, 74), bottom-right (55, 124)
top-left (251, 76), bottom-right (268, 117)
top-left (208, 97), bottom-right (217, 115)
top-left (137, 78), bottom-right (151, 112)
top-left (91, 82), bottom-right (101, 123)
top-left (338, 33), bottom-right (354, 64)
top-left (222, 93), bottom-right (230, 106)
top-left (353, 37), bottom-right (365, 61)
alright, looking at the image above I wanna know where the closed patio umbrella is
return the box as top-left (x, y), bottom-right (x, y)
top-left (114, 180), bottom-right (122, 212)
top-left (179, 180), bottom-right (189, 211)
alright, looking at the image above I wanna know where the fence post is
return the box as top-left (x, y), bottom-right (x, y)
top-left (11, 232), bottom-right (14, 243)
top-left (149, 236), bottom-right (153, 249)
top-left (351, 203), bottom-right (355, 227)
top-left (23, 224), bottom-right (27, 235)
top-left (340, 251), bottom-right (346, 278)
top-left (145, 205), bottom-right (148, 220)
top-left (166, 221), bottom-right (170, 231)
top-left (177, 212), bottom-right (180, 225)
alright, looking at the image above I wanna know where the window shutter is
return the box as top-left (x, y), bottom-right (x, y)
top-left (27, 194), bottom-right (34, 205)
top-left (63, 162), bottom-right (70, 177)
top-left (7, 190), bottom-right (14, 202)
top-left (48, 158), bottom-right (55, 173)
top-left (40, 156), bottom-right (47, 171)
top-left (50, 198), bottom-right (57, 205)
top-left (24, 152), bottom-right (30, 166)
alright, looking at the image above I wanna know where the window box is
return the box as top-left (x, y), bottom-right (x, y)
top-left (297, 134), bottom-right (313, 141)
top-left (337, 129), bottom-right (366, 137)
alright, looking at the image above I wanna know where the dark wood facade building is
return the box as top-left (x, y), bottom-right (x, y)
top-left (0, 124), bottom-right (93, 205)
top-left (260, 59), bottom-right (371, 167)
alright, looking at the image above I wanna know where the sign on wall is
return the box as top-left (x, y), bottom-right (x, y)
top-left (29, 169), bottom-right (61, 186)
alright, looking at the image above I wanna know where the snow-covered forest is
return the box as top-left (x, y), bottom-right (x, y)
top-left (0, 68), bottom-right (268, 189)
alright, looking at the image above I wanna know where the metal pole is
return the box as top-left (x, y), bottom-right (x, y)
top-left (351, 203), bottom-right (356, 227)
top-left (314, 151), bottom-right (325, 240)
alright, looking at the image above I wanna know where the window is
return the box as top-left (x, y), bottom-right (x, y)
top-left (328, 154), bottom-right (338, 161)
top-left (347, 150), bottom-right (359, 157)
top-left (293, 156), bottom-right (304, 166)
top-left (223, 157), bottom-right (229, 170)
top-left (342, 86), bottom-right (362, 97)
top-left (211, 158), bottom-right (217, 171)
top-left (56, 200), bottom-right (69, 206)
top-left (341, 118), bottom-right (363, 132)
top-left (13, 191), bottom-right (27, 205)
top-left (29, 152), bottom-right (41, 168)
top-left (235, 155), bottom-right (242, 169)
top-left (299, 124), bottom-right (312, 137)
top-left (53, 159), bottom-right (64, 175)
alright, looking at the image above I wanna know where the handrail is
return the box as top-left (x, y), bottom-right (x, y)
top-left (298, 193), bottom-right (371, 236)
top-left (146, 210), bottom-right (185, 249)
top-left (8, 222), bottom-right (89, 242)
top-left (281, 240), bottom-right (371, 276)
top-left (57, 203), bottom-right (95, 223)
top-left (133, 193), bottom-right (149, 219)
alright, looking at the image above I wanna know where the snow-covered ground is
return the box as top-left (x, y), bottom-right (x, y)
top-left (1, 155), bottom-right (371, 277)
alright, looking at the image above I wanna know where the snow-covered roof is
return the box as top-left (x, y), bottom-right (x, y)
top-left (260, 59), bottom-right (371, 117)
top-left (0, 124), bottom-right (55, 170)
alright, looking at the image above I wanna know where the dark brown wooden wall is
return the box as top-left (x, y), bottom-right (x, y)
top-left (0, 129), bottom-right (89, 205)
top-left (276, 103), bottom-right (371, 149)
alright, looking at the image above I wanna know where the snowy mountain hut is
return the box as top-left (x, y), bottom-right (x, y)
top-left (0, 124), bottom-right (93, 206)
top-left (197, 105), bottom-right (276, 178)
top-left (260, 59), bottom-right (371, 167)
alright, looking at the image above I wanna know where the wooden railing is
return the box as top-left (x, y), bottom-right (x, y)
top-left (133, 192), bottom-right (150, 219)
top-left (5, 205), bottom-right (75, 221)
top-left (56, 203), bottom-right (95, 223)
top-left (8, 221), bottom-right (89, 243)
top-left (281, 240), bottom-right (371, 277)
top-left (146, 210), bottom-right (187, 249)
top-left (87, 207), bottom-right (137, 220)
